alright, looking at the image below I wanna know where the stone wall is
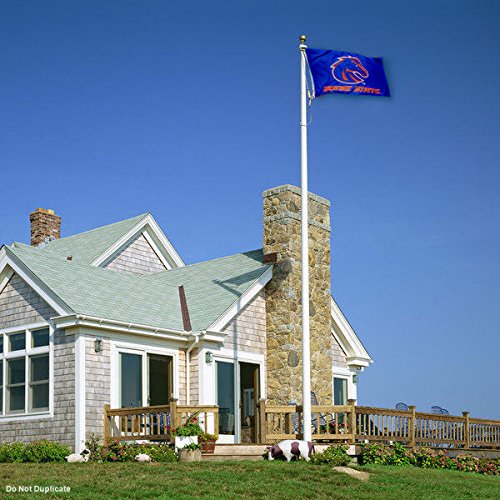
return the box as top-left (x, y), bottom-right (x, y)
top-left (0, 273), bottom-right (75, 447)
top-left (104, 233), bottom-right (167, 275)
top-left (263, 185), bottom-right (333, 405)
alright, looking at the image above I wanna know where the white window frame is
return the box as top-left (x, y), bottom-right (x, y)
top-left (332, 366), bottom-right (357, 404)
top-left (110, 338), bottom-right (179, 409)
top-left (0, 322), bottom-right (53, 421)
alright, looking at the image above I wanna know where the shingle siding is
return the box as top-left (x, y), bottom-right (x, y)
top-left (189, 348), bottom-right (199, 405)
top-left (222, 290), bottom-right (267, 356)
top-left (104, 233), bottom-right (167, 275)
top-left (178, 348), bottom-right (187, 404)
top-left (0, 273), bottom-right (54, 328)
top-left (0, 273), bottom-right (75, 448)
top-left (85, 336), bottom-right (111, 438)
top-left (331, 334), bottom-right (348, 369)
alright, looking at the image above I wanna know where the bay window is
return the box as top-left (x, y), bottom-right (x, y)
top-left (0, 326), bottom-right (50, 416)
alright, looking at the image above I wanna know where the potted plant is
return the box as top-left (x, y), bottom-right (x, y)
top-left (174, 413), bottom-right (203, 451)
top-left (177, 442), bottom-right (202, 462)
top-left (199, 432), bottom-right (218, 454)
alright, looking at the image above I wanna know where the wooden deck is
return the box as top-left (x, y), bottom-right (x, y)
top-left (103, 400), bottom-right (500, 451)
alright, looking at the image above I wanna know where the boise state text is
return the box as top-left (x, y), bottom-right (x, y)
top-left (306, 48), bottom-right (390, 97)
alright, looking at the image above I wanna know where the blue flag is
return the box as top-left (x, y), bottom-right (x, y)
top-left (305, 48), bottom-right (390, 97)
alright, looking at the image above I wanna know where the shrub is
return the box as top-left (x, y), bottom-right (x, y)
top-left (310, 445), bottom-right (351, 466)
top-left (360, 443), bottom-right (499, 476)
top-left (85, 437), bottom-right (178, 463)
top-left (0, 441), bottom-right (70, 463)
top-left (23, 441), bottom-right (71, 463)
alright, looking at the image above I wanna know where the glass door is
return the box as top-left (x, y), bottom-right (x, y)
top-left (148, 354), bottom-right (172, 406)
top-left (120, 352), bottom-right (142, 408)
top-left (239, 362), bottom-right (260, 443)
top-left (216, 361), bottom-right (235, 443)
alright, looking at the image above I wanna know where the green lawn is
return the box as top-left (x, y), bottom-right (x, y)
top-left (0, 462), bottom-right (499, 499)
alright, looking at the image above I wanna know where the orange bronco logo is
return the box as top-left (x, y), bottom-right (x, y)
top-left (331, 56), bottom-right (369, 85)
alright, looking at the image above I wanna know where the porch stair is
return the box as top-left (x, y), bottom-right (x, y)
top-left (201, 444), bottom-right (340, 461)
top-left (202, 444), bottom-right (266, 461)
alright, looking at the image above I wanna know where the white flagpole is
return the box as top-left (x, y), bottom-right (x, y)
top-left (299, 34), bottom-right (312, 442)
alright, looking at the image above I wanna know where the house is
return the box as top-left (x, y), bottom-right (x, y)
top-left (0, 184), bottom-right (372, 450)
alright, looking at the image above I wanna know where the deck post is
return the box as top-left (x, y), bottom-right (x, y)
top-left (258, 399), bottom-right (267, 444)
top-left (347, 399), bottom-right (356, 444)
top-left (103, 404), bottom-right (111, 445)
top-left (170, 398), bottom-right (178, 430)
top-left (409, 406), bottom-right (416, 448)
top-left (462, 411), bottom-right (470, 449)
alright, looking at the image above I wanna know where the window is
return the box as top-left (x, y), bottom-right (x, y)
top-left (334, 377), bottom-right (347, 405)
top-left (118, 350), bottom-right (173, 408)
top-left (0, 326), bottom-right (50, 416)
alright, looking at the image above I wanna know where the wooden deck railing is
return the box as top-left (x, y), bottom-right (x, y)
top-left (260, 400), bottom-right (500, 450)
top-left (103, 400), bottom-right (219, 444)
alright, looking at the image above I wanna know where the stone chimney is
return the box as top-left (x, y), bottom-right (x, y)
top-left (30, 208), bottom-right (61, 246)
top-left (263, 185), bottom-right (333, 405)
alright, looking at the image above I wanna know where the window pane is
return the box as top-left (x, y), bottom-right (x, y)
top-left (334, 378), bottom-right (347, 405)
top-left (120, 353), bottom-right (142, 408)
top-left (0, 359), bottom-right (2, 386)
top-left (8, 358), bottom-right (25, 385)
top-left (8, 385), bottom-right (25, 412)
top-left (32, 328), bottom-right (49, 348)
top-left (0, 335), bottom-right (3, 354)
top-left (216, 361), bottom-right (235, 435)
top-left (30, 355), bottom-right (49, 382)
top-left (31, 383), bottom-right (49, 410)
top-left (9, 333), bottom-right (25, 352)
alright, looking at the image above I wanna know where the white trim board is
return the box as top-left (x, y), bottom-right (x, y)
top-left (74, 333), bottom-right (86, 452)
top-left (91, 214), bottom-right (184, 270)
top-left (331, 296), bottom-right (372, 368)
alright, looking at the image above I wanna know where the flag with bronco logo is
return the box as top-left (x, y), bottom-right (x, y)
top-left (305, 48), bottom-right (390, 97)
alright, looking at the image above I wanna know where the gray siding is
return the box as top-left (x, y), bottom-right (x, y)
top-left (0, 273), bottom-right (54, 328)
top-left (85, 336), bottom-right (111, 438)
top-left (331, 332), bottom-right (349, 369)
top-left (189, 348), bottom-right (199, 405)
top-left (104, 233), bottom-right (167, 275)
top-left (222, 290), bottom-right (266, 355)
top-left (0, 273), bottom-right (75, 448)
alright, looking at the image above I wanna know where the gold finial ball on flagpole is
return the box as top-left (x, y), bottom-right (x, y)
top-left (299, 35), bottom-right (307, 44)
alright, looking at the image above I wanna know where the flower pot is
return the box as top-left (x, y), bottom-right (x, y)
top-left (201, 441), bottom-right (216, 454)
top-left (178, 448), bottom-right (202, 462)
top-left (175, 436), bottom-right (198, 451)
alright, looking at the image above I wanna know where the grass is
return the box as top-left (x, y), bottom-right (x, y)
top-left (0, 461), bottom-right (499, 499)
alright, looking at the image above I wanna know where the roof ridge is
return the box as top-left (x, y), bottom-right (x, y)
top-left (48, 212), bottom-right (150, 243)
top-left (146, 248), bottom-right (265, 277)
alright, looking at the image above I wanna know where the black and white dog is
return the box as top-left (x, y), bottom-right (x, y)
top-left (267, 440), bottom-right (314, 462)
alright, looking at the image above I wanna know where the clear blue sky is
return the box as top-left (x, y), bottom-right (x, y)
top-left (1, 1), bottom-right (499, 418)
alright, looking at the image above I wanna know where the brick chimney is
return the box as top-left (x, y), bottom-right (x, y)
top-left (30, 208), bottom-right (61, 246)
top-left (263, 185), bottom-right (333, 405)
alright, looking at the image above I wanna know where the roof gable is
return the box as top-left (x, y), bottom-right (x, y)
top-left (22, 213), bottom-right (184, 273)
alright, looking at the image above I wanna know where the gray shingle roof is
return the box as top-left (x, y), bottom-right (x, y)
top-left (32, 213), bottom-right (149, 265)
top-left (7, 228), bottom-right (271, 332)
